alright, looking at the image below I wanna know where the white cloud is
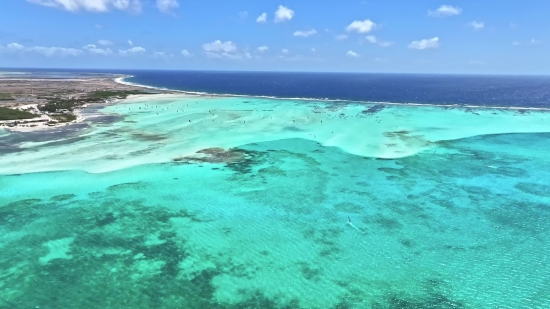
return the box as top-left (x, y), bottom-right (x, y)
top-left (512, 41), bottom-right (521, 46)
top-left (128, 39), bottom-right (133, 46)
top-left (293, 29), bottom-right (317, 37)
top-left (529, 39), bottom-right (542, 45)
top-left (83, 44), bottom-right (112, 55)
top-left (365, 35), bottom-right (376, 43)
top-left (256, 12), bottom-right (267, 23)
top-left (274, 5), bottom-right (294, 23)
top-left (468, 21), bottom-right (484, 31)
top-left (119, 46), bottom-right (146, 55)
top-left (281, 48), bottom-right (289, 54)
top-left (428, 5), bottom-right (462, 17)
top-left (32, 46), bottom-right (82, 56)
top-left (98, 39), bottom-right (113, 45)
top-left (245, 52), bottom-right (252, 59)
top-left (205, 52), bottom-right (241, 60)
top-left (335, 34), bottom-right (348, 40)
top-left (257, 45), bottom-right (268, 52)
top-left (202, 40), bottom-right (239, 59)
top-left (408, 37), bottom-right (439, 50)
top-left (7, 43), bottom-right (24, 50)
top-left (311, 47), bottom-right (316, 52)
top-left (365, 35), bottom-right (393, 47)
top-left (0, 42), bottom-right (81, 56)
top-left (346, 50), bottom-right (359, 57)
top-left (181, 50), bottom-right (193, 57)
top-left (346, 19), bottom-right (376, 34)
top-left (153, 51), bottom-right (167, 58)
top-left (156, 0), bottom-right (178, 14)
top-left (202, 40), bottom-right (237, 53)
top-left (27, 0), bottom-right (142, 13)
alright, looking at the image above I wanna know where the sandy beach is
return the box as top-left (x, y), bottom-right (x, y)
top-left (0, 75), bottom-right (167, 132)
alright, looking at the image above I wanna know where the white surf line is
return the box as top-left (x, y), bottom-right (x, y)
top-left (113, 76), bottom-right (550, 112)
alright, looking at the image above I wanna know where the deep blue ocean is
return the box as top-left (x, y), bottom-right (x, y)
top-left (4, 68), bottom-right (550, 107)
top-left (126, 71), bottom-right (550, 107)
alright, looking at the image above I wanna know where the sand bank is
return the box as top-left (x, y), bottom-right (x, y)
top-left (1, 94), bottom-right (549, 174)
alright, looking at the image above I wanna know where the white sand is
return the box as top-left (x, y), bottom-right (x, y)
top-left (1, 94), bottom-right (549, 174)
top-left (38, 237), bottom-right (74, 265)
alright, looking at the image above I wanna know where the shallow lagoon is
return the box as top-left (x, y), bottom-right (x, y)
top-left (1, 96), bottom-right (549, 308)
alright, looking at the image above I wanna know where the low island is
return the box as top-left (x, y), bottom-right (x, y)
top-left (0, 75), bottom-right (161, 131)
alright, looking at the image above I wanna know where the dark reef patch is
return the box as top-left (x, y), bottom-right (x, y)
top-left (362, 104), bottom-right (386, 114)
top-left (514, 182), bottom-right (550, 197)
top-left (50, 194), bottom-right (76, 202)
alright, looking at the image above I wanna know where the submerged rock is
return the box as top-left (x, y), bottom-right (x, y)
top-left (173, 147), bottom-right (246, 164)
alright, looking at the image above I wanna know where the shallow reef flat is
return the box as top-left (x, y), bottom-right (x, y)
top-left (0, 94), bottom-right (549, 174)
top-left (0, 96), bottom-right (549, 308)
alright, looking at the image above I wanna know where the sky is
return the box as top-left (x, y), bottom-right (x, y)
top-left (0, 0), bottom-right (549, 74)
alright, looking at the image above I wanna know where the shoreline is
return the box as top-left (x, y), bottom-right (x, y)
top-left (115, 75), bottom-right (550, 112)
top-left (0, 74), bottom-right (169, 133)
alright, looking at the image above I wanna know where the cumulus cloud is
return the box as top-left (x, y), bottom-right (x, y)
top-left (98, 39), bottom-right (113, 45)
top-left (257, 45), bottom-right (268, 52)
top-left (468, 21), bottom-right (485, 31)
top-left (293, 29), bottom-right (317, 37)
top-left (256, 13), bottom-right (267, 23)
top-left (119, 46), bottom-right (146, 55)
top-left (202, 40), bottom-right (239, 59)
top-left (346, 50), bottom-right (359, 57)
top-left (281, 48), bottom-right (289, 54)
top-left (346, 19), bottom-right (376, 34)
top-left (408, 37), bottom-right (439, 50)
top-left (0, 42), bottom-right (81, 56)
top-left (204, 52), bottom-right (241, 60)
top-left (365, 35), bottom-right (393, 47)
top-left (181, 50), bottom-right (193, 57)
top-left (83, 44), bottom-right (112, 55)
top-left (428, 5), bottom-right (461, 17)
top-left (202, 40), bottom-right (237, 53)
top-left (335, 34), bottom-right (348, 40)
top-left (156, 0), bottom-right (178, 14)
top-left (6, 43), bottom-right (25, 50)
top-left (27, 0), bottom-right (142, 13)
top-left (274, 5), bottom-right (294, 23)
top-left (33, 46), bottom-right (82, 56)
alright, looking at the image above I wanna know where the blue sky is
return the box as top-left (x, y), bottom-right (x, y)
top-left (0, 0), bottom-right (548, 74)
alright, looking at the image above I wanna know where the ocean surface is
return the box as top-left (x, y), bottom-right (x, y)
top-left (1, 70), bottom-right (550, 308)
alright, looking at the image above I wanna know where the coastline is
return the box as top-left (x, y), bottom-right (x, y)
top-left (0, 74), bottom-right (167, 133)
top-left (115, 75), bottom-right (550, 112)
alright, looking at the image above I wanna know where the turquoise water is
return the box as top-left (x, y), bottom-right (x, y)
top-left (1, 96), bottom-right (550, 308)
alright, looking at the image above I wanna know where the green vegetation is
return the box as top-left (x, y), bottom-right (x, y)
top-left (0, 106), bottom-right (39, 121)
top-left (51, 114), bottom-right (77, 123)
top-left (88, 90), bottom-right (150, 99)
top-left (38, 99), bottom-right (79, 113)
top-left (0, 93), bottom-right (14, 101)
